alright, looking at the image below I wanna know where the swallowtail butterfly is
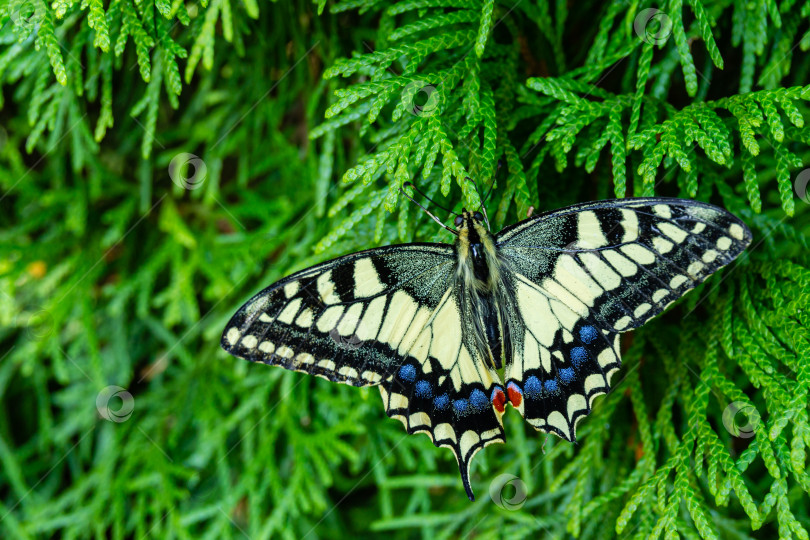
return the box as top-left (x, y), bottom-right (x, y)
top-left (221, 195), bottom-right (751, 500)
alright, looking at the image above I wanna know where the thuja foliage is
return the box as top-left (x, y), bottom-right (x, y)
top-left (0, 0), bottom-right (809, 537)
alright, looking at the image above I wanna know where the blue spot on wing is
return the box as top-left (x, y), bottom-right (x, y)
top-left (580, 325), bottom-right (598, 344)
top-left (453, 399), bottom-right (469, 413)
top-left (433, 394), bottom-right (449, 410)
top-left (571, 347), bottom-right (588, 366)
top-left (525, 376), bottom-right (542, 397)
top-left (470, 389), bottom-right (488, 411)
top-left (559, 368), bottom-right (575, 384)
top-left (544, 379), bottom-right (558, 392)
top-left (399, 364), bottom-right (416, 382)
top-left (415, 380), bottom-right (432, 399)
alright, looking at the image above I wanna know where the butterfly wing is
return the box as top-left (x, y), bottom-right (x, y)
top-left (221, 243), bottom-right (455, 385)
top-left (495, 198), bottom-right (752, 440)
top-left (381, 280), bottom-right (505, 501)
top-left (221, 243), bottom-right (504, 500)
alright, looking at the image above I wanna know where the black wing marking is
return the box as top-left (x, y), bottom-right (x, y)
top-left (221, 243), bottom-right (454, 386)
top-left (496, 198), bottom-right (751, 438)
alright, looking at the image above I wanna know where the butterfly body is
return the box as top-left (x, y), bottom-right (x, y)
top-left (222, 197), bottom-right (751, 500)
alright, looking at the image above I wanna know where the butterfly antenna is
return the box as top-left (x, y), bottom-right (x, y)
top-left (400, 184), bottom-right (459, 236)
top-left (403, 181), bottom-right (458, 216)
top-left (466, 176), bottom-right (492, 231)
top-left (481, 159), bottom-right (502, 203)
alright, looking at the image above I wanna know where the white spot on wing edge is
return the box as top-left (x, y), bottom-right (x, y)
top-left (226, 327), bottom-right (241, 345)
top-left (670, 274), bottom-right (689, 288)
top-left (702, 249), bottom-right (719, 263)
top-left (716, 236), bottom-right (732, 250)
top-left (614, 316), bottom-right (632, 331)
top-left (338, 365), bottom-right (359, 379)
top-left (434, 423), bottom-right (457, 444)
top-left (567, 394), bottom-right (588, 422)
top-left (546, 411), bottom-right (569, 437)
top-left (652, 289), bottom-right (668, 303)
top-left (458, 430), bottom-right (481, 459)
top-left (653, 204), bottom-right (672, 219)
top-left (633, 303), bottom-right (651, 318)
top-left (284, 281), bottom-right (299, 298)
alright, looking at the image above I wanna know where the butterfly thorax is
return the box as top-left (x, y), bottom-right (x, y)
top-left (455, 211), bottom-right (501, 294)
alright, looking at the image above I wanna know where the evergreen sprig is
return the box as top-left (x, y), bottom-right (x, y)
top-left (1, 0), bottom-right (809, 538)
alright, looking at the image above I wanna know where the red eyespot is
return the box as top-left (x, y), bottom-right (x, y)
top-left (491, 387), bottom-right (506, 413)
top-left (454, 216), bottom-right (464, 226)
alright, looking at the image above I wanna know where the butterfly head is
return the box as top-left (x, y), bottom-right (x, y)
top-left (454, 209), bottom-right (500, 292)
top-left (453, 209), bottom-right (485, 230)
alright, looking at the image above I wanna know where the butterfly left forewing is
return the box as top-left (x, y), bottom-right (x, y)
top-left (221, 244), bottom-right (455, 386)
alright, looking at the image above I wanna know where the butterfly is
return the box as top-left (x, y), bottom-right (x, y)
top-left (221, 193), bottom-right (751, 500)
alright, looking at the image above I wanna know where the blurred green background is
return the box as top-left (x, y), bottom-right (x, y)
top-left (1, 0), bottom-right (809, 538)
